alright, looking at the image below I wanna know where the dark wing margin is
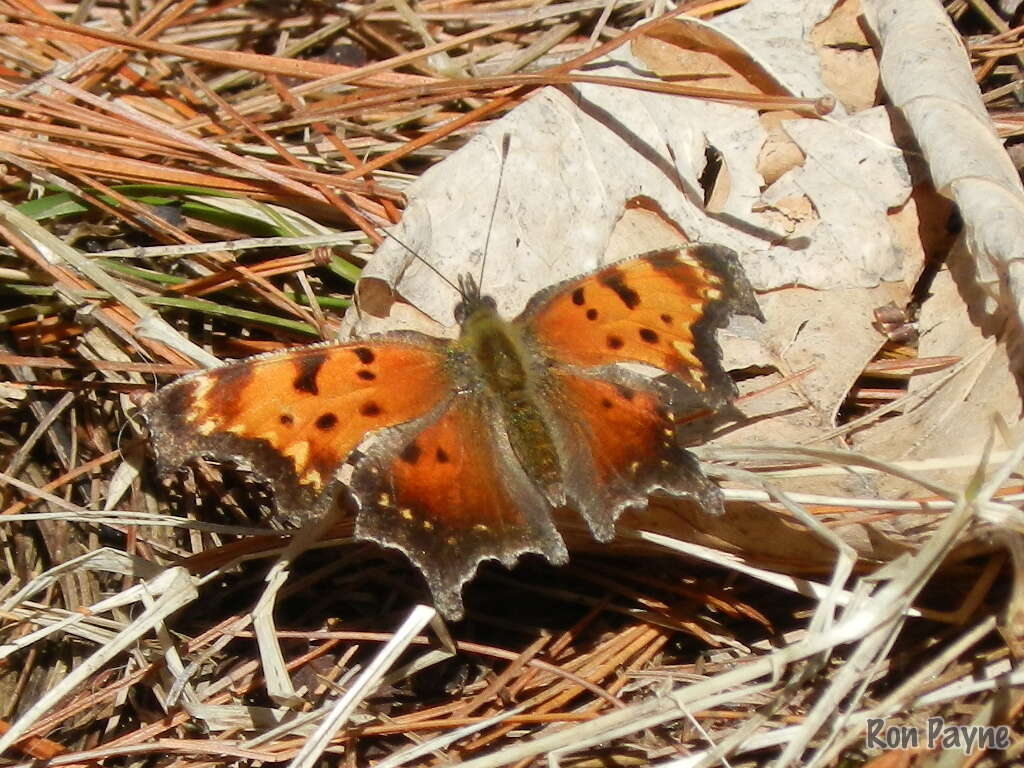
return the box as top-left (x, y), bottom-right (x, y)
top-left (349, 396), bottom-right (568, 620)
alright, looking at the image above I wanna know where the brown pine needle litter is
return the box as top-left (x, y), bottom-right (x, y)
top-left (1, 1), bottom-right (1023, 766)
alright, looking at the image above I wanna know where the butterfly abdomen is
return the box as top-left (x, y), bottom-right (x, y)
top-left (502, 399), bottom-right (562, 503)
top-left (457, 297), bottom-right (563, 503)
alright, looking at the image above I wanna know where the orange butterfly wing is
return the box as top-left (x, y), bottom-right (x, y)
top-left (144, 244), bottom-right (760, 619)
top-left (521, 244), bottom-right (762, 405)
top-left (144, 336), bottom-right (450, 516)
top-left (546, 369), bottom-right (721, 540)
top-left (146, 335), bottom-right (570, 619)
top-left (517, 244), bottom-right (760, 538)
top-left (350, 398), bottom-right (568, 619)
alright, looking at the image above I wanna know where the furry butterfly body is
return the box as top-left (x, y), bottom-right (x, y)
top-left (145, 244), bottom-right (761, 618)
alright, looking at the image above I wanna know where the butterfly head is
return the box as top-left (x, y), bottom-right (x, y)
top-left (454, 274), bottom-right (497, 326)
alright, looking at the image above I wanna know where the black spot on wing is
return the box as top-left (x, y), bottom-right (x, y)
top-left (360, 401), bottom-right (382, 417)
top-left (606, 335), bottom-right (624, 350)
top-left (572, 287), bottom-right (585, 306)
top-left (600, 271), bottom-right (640, 310)
top-left (279, 413), bottom-right (294, 426)
top-left (639, 328), bottom-right (659, 344)
top-left (353, 347), bottom-right (375, 364)
top-left (211, 363), bottom-right (253, 393)
top-left (400, 442), bottom-right (421, 464)
top-left (315, 413), bottom-right (338, 430)
top-left (357, 369), bottom-right (376, 381)
top-left (293, 353), bottom-right (326, 395)
top-left (586, 308), bottom-right (598, 321)
top-left (435, 447), bottom-right (450, 463)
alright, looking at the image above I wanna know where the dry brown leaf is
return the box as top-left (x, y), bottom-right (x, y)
top-left (811, 0), bottom-right (880, 113)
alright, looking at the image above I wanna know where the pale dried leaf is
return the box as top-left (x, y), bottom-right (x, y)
top-left (852, 264), bottom-right (1022, 502)
top-left (864, 0), bottom-right (1024, 377)
top-left (811, 0), bottom-right (879, 113)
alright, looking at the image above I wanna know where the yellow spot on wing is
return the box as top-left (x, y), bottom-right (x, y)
top-left (671, 341), bottom-right (701, 366)
top-left (187, 379), bottom-right (215, 424)
top-left (400, 508), bottom-right (414, 520)
top-left (193, 377), bottom-right (214, 403)
top-left (198, 420), bottom-right (217, 435)
top-left (283, 441), bottom-right (310, 471)
top-left (302, 469), bottom-right (322, 489)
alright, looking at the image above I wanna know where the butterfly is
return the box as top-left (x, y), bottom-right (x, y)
top-left (144, 244), bottom-right (762, 619)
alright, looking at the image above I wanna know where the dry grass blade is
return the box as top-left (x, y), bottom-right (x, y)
top-left (288, 605), bottom-right (438, 768)
top-left (0, 567), bottom-right (198, 753)
top-left (0, 0), bottom-right (1022, 766)
top-left (453, 452), bottom-right (1000, 767)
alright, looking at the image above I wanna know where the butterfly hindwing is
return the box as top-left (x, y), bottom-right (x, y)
top-left (519, 244), bottom-right (762, 406)
top-left (544, 369), bottom-right (722, 541)
top-left (144, 335), bottom-right (451, 515)
top-left (350, 397), bottom-right (569, 619)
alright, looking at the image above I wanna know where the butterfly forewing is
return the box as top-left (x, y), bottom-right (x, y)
top-left (144, 336), bottom-right (450, 516)
top-left (519, 244), bottom-right (762, 406)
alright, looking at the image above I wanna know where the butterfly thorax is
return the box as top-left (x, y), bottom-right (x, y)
top-left (454, 288), bottom-right (563, 502)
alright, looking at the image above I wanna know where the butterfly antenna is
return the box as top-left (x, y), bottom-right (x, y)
top-left (478, 133), bottom-right (511, 292)
top-left (380, 227), bottom-right (463, 297)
